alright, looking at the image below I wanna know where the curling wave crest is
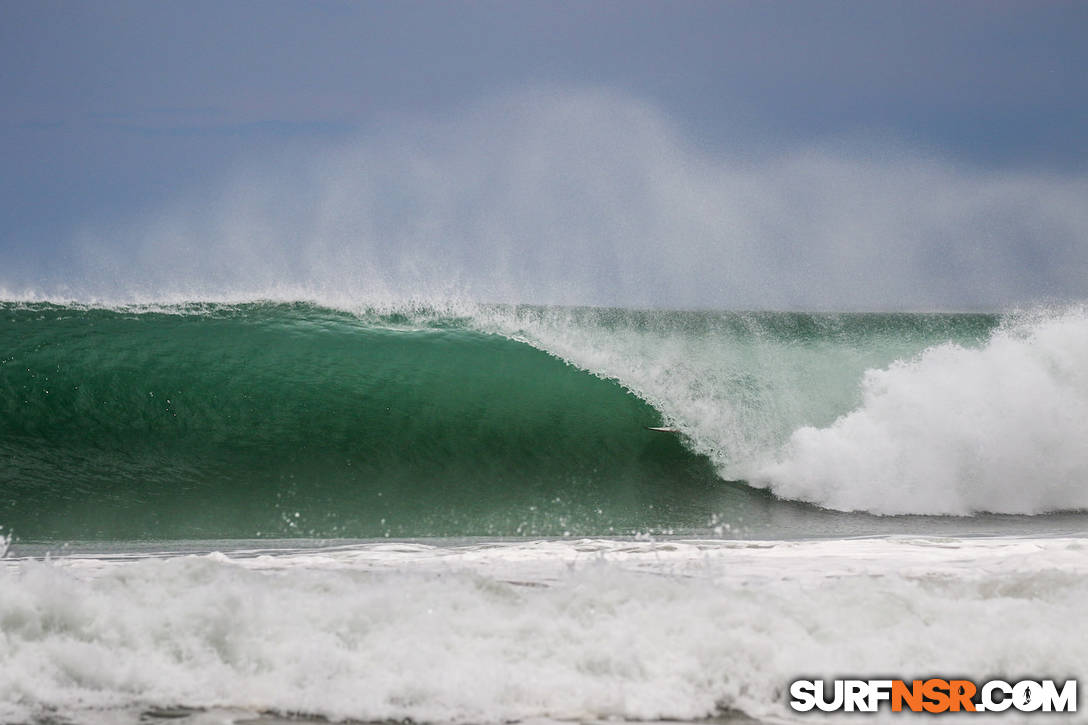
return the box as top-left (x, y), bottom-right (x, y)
top-left (484, 305), bottom-right (1088, 516)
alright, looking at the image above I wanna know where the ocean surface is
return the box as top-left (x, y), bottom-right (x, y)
top-left (2, 300), bottom-right (1087, 723)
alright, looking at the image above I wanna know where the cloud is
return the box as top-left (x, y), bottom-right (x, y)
top-left (51, 88), bottom-right (1088, 309)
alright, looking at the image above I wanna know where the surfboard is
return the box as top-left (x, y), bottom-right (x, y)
top-left (645, 426), bottom-right (681, 433)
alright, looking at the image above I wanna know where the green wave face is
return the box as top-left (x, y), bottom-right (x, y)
top-left (1, 303), bottom-right (737, 540)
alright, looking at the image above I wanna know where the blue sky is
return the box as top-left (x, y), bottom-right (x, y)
top-left (2, 1), bottom-right (1087, 307)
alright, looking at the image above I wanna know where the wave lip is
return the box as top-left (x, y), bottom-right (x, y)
top-left (751, 308), bottom-right (1088, 515)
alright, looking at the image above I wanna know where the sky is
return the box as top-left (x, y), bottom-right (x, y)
top-left (2, 0), bottom-right (1087, 308)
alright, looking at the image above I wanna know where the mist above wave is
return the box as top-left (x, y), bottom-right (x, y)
top-left (6, 87), bottom-right (1086, 311)
top-left (5, 80), bottom-right (1088, 517)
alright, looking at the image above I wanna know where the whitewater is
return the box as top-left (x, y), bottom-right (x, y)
top-left (2, 298), bottom-right (1087, 724)
top-left (2, 536), bottom-right (1087, 724)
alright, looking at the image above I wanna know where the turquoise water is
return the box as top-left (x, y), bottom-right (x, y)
top-left (9, 301), bottom-right (1082, 542)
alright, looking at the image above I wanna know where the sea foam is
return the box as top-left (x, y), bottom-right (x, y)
top-left (1, 537), bottom-right (1085, 724)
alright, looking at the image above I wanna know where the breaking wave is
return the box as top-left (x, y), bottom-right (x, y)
top-left (2, 299), bottom-right (1087, 540)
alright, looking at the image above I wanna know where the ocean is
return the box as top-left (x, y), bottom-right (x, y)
top-left (1, 300), bottom-right (1086, 723)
